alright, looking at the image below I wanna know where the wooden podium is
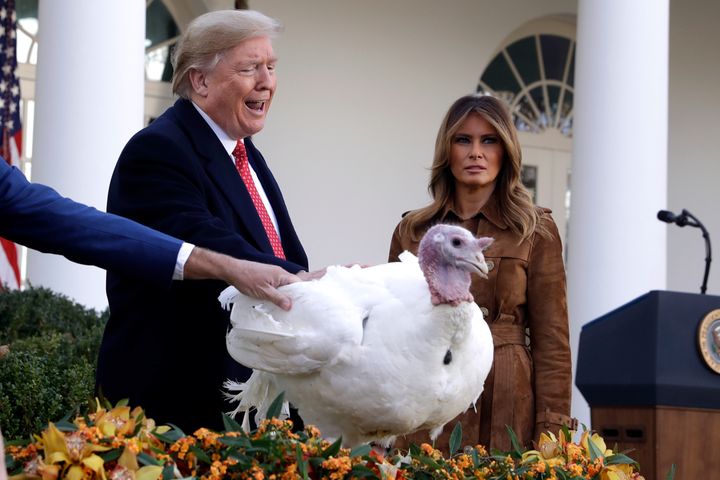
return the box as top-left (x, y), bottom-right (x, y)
top-left (576, 291), bottom-right (720, 479)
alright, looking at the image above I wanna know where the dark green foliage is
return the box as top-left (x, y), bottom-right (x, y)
top-left (0, 287), bottom-right (106, 439)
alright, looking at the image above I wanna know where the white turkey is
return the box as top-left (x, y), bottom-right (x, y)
top-left (221, 224), bottom-right (494, 447)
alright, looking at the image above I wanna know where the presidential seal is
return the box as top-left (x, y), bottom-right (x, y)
top-left (698, 309), bottom-right (720, 374)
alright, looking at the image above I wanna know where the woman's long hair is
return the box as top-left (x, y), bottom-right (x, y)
top-left (401, 94), bottom-right (548, 242)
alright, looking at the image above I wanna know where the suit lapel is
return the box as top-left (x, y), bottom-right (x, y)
top-left (172, 99), bottom-right (274, 255)
top-left (245, 138), bottom-right (307, 267)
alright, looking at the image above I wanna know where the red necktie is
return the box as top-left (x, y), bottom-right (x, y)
top-left (233, 140), bottom-right (286, 259)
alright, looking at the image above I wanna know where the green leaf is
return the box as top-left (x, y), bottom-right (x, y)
top-left (308, 457), bottom-right (325, 470)
top-left (222, 412), bottom-right (243, 432)
top-left (471, 448), bottom-right (480, 468)
top-left (505, 425), bottom-right (523, 457)
top-left (265, 391), bottom-right (286, 420)
top-left (245, 446), bottom-right (271, 455)
top-left (666, 464), bottom-right (676, 480)
top-left (321, 436), bottom-right (343, 458)
top-left (555, 469), bottom-right (570, 480)
top-left (296, 444), bottom-right (309, 480)
top-left (98, 449), bottom-right (122, 463)
top-left (349, 464), bottom-right (379, 478)
top-left (606, 453), bottom-right (637, 465)
top-left (220, 436), bottom-right (252, 448)
top-left (161, 464), bottom-right (175, 480)
top-left (350, 444), bottom-right (372, 458)
top-left (409, 443), bottom-right (421, 457)
top-left (417, 454), bottom-right (443, 470)
top-left (189, 445), bottom-right (213, 465)
top-left (54, 419), bottom-right (79, 432)
top-left (116, 398), bottom-right (129, 407)
top-left (248, 438), bottom-right (273, 451)
top-left (449, 421), bottom-right (462, 456)
top-left (586, 435), bottom-right (605, 461)
top-left (137, 451), bottom-right (162, 466)
top-left (5, 454), bottom-right (17, 472)
top-left (153, 430), bottom-right (184, 444)
top-left (166, 423), bottom-right (186, 437)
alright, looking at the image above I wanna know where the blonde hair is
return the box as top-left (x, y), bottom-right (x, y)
top-left (172, 10), bottom-right (282, 98)
top-left (402, 94), bottom-right (548, 242)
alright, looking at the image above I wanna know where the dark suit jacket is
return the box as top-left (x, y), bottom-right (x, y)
top-left (0, 158), bottom-right (180, 285)
top-left (98, 98), bottom-right (308, 432)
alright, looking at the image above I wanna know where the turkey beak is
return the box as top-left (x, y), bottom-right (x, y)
top-left (461, 253), bottom-right (489, 279)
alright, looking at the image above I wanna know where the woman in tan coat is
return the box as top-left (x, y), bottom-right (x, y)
top-left (388, 94), bottom-right (573, 452)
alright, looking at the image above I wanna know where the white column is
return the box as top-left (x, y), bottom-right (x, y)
top-left (26, 1), bottom-right (146, 310)
top-left (568, 0), bottom-right (669, 428)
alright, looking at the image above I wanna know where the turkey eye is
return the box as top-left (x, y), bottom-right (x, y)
top-left (452, 238), bottom-right (462, 247)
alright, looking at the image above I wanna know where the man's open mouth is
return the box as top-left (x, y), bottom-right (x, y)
top-left (245, 100), bottom-right (266, 112)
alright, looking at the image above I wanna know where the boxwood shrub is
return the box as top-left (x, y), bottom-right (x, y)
top-left (0, 287), bottom-right (107, 439)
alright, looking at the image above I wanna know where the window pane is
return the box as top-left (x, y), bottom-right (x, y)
top-left (547, 85), bottom-right (561, 121)
top-left (16, 0), bottom-right (38, 20)
top-left (507, 36), bottom-right (540, 85)
top-left (146, 0), bottom-right (179, 48)
top-left (480, 54), bottom-right (520, 95)
top-left (540, 35), bottom-right (570, 81)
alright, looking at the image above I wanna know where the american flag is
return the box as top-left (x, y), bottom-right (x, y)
top-left (0, 0), bottom-right (22, 290)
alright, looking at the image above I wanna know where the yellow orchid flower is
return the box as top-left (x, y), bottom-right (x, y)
top-left (41, 423), bottom-right (71, 465)
top-left (64, 465), bottom-right (85, 480)
top-left (95, 406), bottom-right (135, 438)
top-left (521, 432), bottom-right (565, 468)
top-left (118, 446), bottom-right (139, 472)
top-left (136, 466), bottom-right (163, 480)
top-left (600, 463), bottom-right (634, 480)
top-left (35, 422), bottom-right (109, 480)
top-left (580, 431), bottom-right (613, 457)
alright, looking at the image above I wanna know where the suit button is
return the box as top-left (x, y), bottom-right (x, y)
top-left (480, 307), bottom-right (489, 317)
top-left (486, 260), bottom-right (495, 271)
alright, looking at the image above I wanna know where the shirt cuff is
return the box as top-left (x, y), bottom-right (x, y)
top-left (173, 242), bottom-right (195, 280)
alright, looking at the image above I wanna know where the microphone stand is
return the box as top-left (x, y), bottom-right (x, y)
top-left (680, 209), bottom-right (712, 294)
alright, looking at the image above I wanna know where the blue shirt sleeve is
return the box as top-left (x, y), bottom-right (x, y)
top-left (0, 159), bottom-right (182, 287)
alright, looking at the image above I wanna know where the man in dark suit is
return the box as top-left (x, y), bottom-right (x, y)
top-left (98, 10), bottom-right (312, 432)
top-left (0, 158), bottom-right (299, 306)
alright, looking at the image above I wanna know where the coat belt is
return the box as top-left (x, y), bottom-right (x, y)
top-left (488, 323), bottom-right (527, 450)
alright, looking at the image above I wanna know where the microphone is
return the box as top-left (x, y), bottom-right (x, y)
top-left (657, 209), bottom-right (712, 294)
top-left (657, 209), bottom-right (692, 227)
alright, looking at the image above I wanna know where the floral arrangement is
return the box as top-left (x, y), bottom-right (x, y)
top-left (4, 398), bottom-right (645, 480)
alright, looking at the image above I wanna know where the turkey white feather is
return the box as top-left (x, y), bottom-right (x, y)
top-left (222, 224), bottom-right (494, 446)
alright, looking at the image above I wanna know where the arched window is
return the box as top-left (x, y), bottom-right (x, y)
top-left (477, 33), bottom-right (575, 138)
top-left (145, 0), bottom-right (180, 82)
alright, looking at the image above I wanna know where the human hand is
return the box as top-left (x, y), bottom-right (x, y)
top-left (183, 247), bottom-right (299, 310)
top-left (296, 268), bottom-right (327, 281)
top-left (227, 260), bottom-right (300, 310)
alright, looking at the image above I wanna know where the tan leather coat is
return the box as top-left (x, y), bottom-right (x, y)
top-left (388, 195), bottom-right (572, 452)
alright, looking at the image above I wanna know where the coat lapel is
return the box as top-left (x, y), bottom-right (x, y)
top-left (172, 99), bottom-right (274, 255)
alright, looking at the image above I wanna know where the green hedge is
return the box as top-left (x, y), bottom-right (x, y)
top-left (0, 287), bottom-right (107, 439)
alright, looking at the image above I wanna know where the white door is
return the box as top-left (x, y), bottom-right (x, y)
top-left (520, 137), bottom-right (572, 256)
